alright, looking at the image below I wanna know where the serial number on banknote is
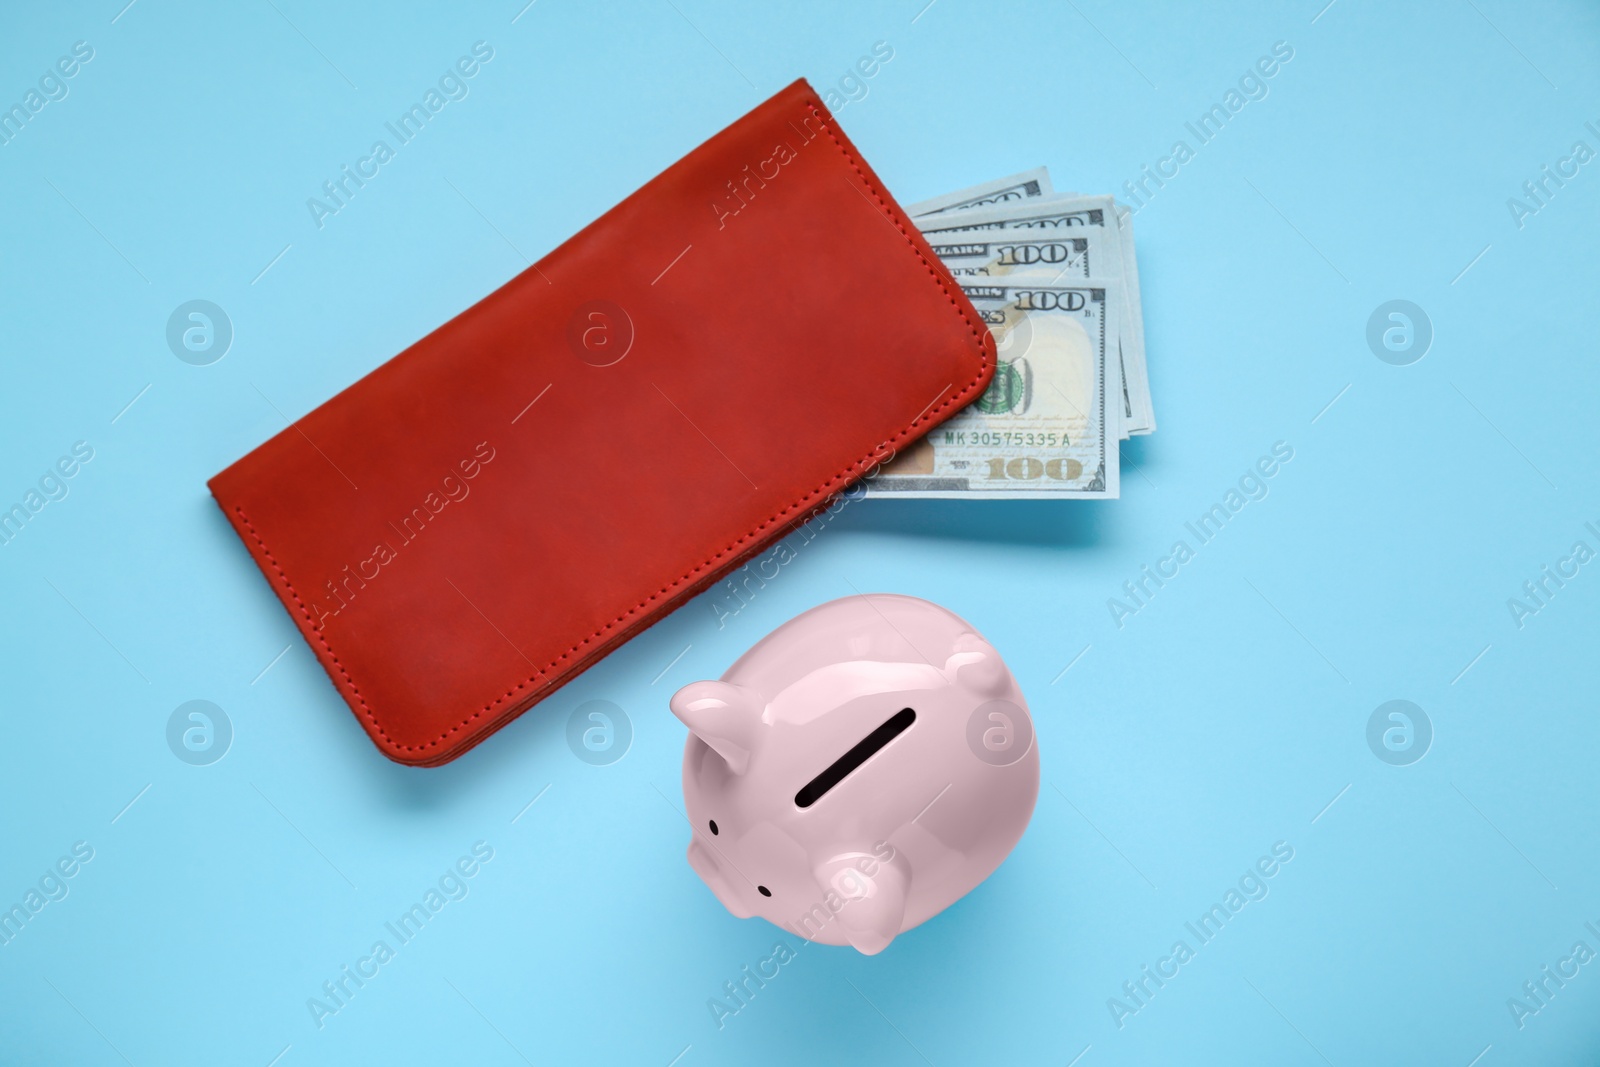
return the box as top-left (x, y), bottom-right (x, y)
top-left (946, 431), bottom-right (1065, 447)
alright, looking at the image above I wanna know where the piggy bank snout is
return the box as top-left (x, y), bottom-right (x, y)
top-left (815, 850), bottom-right (911, 956)
top-left (688, 838), bottom-right (753, 919)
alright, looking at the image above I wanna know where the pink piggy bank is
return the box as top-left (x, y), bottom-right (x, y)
top-left (670, 594), bottom-right (1039, 954)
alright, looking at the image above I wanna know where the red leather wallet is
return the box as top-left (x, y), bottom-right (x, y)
top-left (209, 78), bottom-right (994, 765)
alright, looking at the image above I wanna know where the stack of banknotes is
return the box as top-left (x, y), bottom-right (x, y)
top-left (870, 167), bottom-right (1152, 499)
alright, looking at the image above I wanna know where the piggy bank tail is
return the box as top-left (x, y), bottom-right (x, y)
top-left (814, 850), bottom-right (911, 956)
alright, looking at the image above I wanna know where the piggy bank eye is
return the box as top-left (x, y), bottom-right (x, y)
top-left (758, 886), bottom-right (771, 897)
top-left (708, 820), bottom-right (719, 836)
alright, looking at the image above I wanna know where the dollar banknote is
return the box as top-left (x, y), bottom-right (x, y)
top-left (916, 195), bottom-right (1151, 438)
top-left (925, 229), bottom-right (1138, 443)
top-left (914, 194), bottom-right (1151, 438)
top-left (925, 231), bottom-right (1102, 281)
top-left (1036, 191), bottom-right (1152, 438)
top-left (869, 280), bottom-right (1121, 499)
top-left (905, 167), bottom-right (1054, 217)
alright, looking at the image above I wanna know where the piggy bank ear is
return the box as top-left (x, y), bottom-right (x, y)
top-left (815, 850), bottom-right (910, 956)
top-left (669, 680), bottom-right (763, 774)
top-left (947, 632), bottom-right (1008, 696)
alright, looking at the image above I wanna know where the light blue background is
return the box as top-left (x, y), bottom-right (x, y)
top-left (3, 1), bottom-right (1598, 1064)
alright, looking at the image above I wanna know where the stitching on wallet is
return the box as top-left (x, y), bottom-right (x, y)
top-left (232, 90), bottom-right (991, 758)
top-left (232, 506), bottom-right (380, 728)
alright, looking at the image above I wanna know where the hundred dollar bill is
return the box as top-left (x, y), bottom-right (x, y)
top-left (922, 204), bottom-right (1137, 437)
top-left (951, 189), bottom-right (1150, 408)
top-left (925, 232), bottom-right (1144, 443)
top-left (1004, 187), bottom-right (1158, 435)
top-left (917, 195), bottom-right (1153, 436)
top-left (916, 194), bottom-right (1117, 243)
top-left (869, 281), bottom-right (1120, 499)
top-left (926, 229), bottom-right (1111, 281)
top-left (906, 166), bottom-right (1054, 217)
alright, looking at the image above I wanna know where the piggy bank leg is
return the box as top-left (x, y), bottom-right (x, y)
top-left (814, 850), bottom-right (910, 955)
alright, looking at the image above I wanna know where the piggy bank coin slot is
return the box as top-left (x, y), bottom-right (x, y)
top-left (794, 707), bottom-right (916, 809)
